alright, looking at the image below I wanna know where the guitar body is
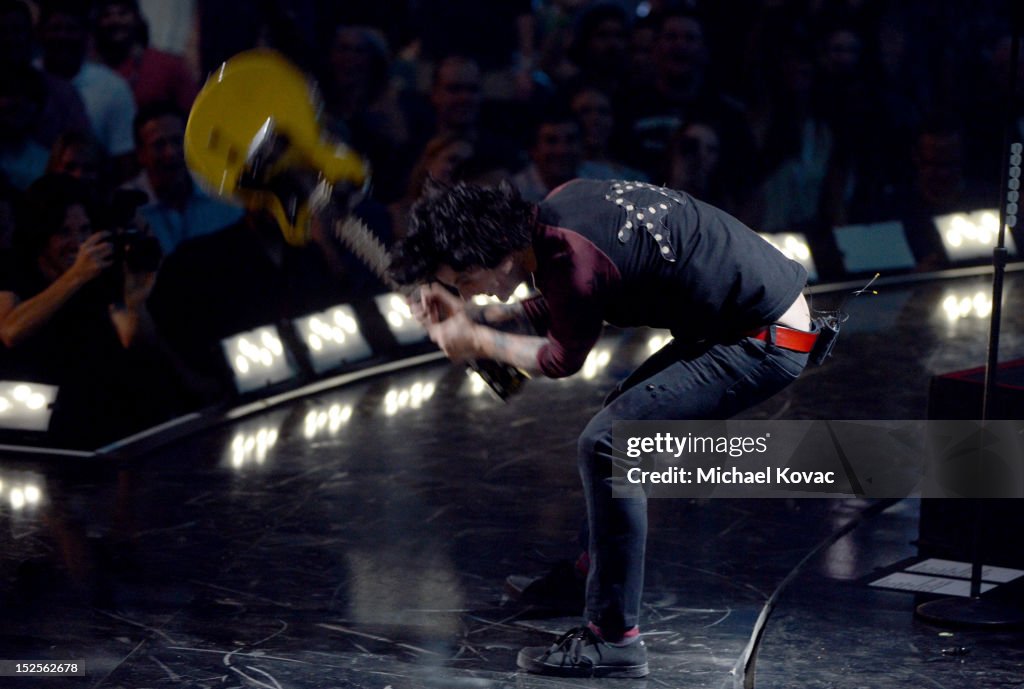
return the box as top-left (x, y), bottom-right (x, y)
top-left (184, 49), bottom-right (367, 246)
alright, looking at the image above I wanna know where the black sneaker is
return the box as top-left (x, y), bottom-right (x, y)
top-left (516, 626), bottom-right (649, 678)
top-left (504, 560), bottom-right (585, 615)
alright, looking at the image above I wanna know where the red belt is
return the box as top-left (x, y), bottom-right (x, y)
top-left (745, 324), bottom-right (818, 353)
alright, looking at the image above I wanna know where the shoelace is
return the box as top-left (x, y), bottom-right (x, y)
top-left (544, 626), bottom-right (602, 666)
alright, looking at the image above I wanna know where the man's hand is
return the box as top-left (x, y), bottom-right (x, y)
top-left (409, 282), bottom-right (465, 327)
top-left (68, 232), bottom-right (114, 284)
top-left (426, 309), bottom-right (483, 362)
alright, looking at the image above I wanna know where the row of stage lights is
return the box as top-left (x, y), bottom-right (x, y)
top-left (941, 291), bottom-right (994, 323)
top-left (223, 296), bottom-right (410, 394)
top-left (759, 209), bottom-right (1019, 283)
top-left (223, 284), bottom-right (538, 395)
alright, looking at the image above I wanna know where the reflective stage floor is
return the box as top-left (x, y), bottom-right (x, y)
top-left (2, 270), bottom-right (1024, 688)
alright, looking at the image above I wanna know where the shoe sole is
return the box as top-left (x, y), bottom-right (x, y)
top-left (516, 649), bottom-right (649, 678)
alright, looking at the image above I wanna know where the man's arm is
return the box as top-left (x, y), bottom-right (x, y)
top-left (468, 301), bottom-right (538, 335)
top-left (473, 326), bottom-right (546, 376)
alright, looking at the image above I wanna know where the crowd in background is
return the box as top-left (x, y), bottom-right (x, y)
top-left (0, 0), bottom-right (1018, 446)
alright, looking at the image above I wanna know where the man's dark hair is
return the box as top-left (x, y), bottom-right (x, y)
top-left (132, 101), bottom-right (184, 149)
top-left (390, 180), bottom-right (534, 285)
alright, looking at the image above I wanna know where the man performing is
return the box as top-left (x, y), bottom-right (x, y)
top-left (390, 178), bottom-right (816, 678)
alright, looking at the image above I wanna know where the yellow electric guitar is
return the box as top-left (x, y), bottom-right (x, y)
top-left (185, 49), bottom-right (367, 246)
top-left (184, 50), bottom-right (527, 399)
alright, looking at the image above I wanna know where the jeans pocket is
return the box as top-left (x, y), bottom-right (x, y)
top-left (764, 343), bottom-right (809, 379)
top-left (722, 340), bottom-right (805, 407)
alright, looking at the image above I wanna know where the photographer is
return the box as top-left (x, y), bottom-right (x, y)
top-left (0, 173), bottom-right (192, 445)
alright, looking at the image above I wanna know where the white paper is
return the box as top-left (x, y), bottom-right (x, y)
top-left (906, 558), bottom-right (1024, 584)
top-left (869, 572), bottom-right (997, 597)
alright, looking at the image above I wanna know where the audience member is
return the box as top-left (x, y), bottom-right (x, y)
top-left (321, 25), bottom-right (411, 203)
top-left (0, 174), bottom-right (193, 446)
top-left (566, 2), bottom-right (631, 100)
top-left (811, 22), bottom-right (897, 228)
top-left (0, 0), bottom-right (91, 150)
top-left (534, 0), bottom-right (591, 87)
top-left (93, 0), bottom-right (199, 113)
top-left (124, 103), bottom-right (242, 255)
top-left (897, 123), bottom-right (994, 269)
top-left (667, 119), bottom-right (727, 206)
top-left (627, 13), bottom-right (658, 94)
top-left (418, 56), bottom-right (522, 176)
top-left (138, 0), bottom-right (199, 59)
top-left (413, 0), bottom-right (535, 100)
top-left (46, 130), bottom-right (105, 194)
top-left (753, 38), bottom-right (833, 233)
top-left (512, 107), bottom-right (615, 203)
top-left (0, 66), bottom-right (50, 190)
top-left (570, 85), bottom-right (647, 181)
top-left (616, 8), bottom-right (757, 196)
top-left (37, 1), bottom-right (137, 181)
top-left (389, 133), bottom-right (475, 239)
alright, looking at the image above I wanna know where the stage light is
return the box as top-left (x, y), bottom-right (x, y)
top-left (466, 370), bottom-right (489, 396)
top-left (647, 332), bottom-right (671, 354)
top-left (227, 422), bottom-right (280, 470)
top-left (303, 401), bottom-right (354, 440)
top-left (831, 221), bottom-right (916, 274)
top-left (940, 290), bottom-right (994, 323)
top-left (383, 378), bottom-right (437, 416)
top-left (935, 210), bottom-right (1019, 262)
top-left (221, 326), bottom-right (297, 393)
top-left (0, 381), bottom-right (58, 431)
top-left (581, 347), bottom-right (612, 380)
top-left (376, 292), bottom-right (428, 345)
top-left (294, 305), bottom-right (373, 373)
top-left (470, 282), bottom-right (533, 306)
top-left (758, 233), bottom-right (818, 281)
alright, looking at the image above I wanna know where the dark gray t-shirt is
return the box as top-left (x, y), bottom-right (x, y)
top-left (522, 179), bottom-right (807, 377)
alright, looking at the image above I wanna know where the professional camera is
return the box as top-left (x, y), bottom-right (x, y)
top-left (93, 189), bottom-right (162, 305)
top-left (105, 189), bottom-right (162, 273)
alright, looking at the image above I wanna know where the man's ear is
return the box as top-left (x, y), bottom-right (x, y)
top-left (497, 255), bottom-right (516, 275)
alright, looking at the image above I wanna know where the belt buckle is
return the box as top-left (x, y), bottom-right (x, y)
top-left (767, 324), bottom-right (778, 346)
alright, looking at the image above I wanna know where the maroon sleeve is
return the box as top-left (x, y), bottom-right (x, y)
top-left (520, 295), bottom-right (550, 335)
top-left (530, 235), bottom-right (617, 378)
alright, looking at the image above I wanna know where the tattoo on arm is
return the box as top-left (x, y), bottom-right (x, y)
top-left (479, 328), bottom-right (546, 375)
top-left (470, 302), bottom-right (537, 335)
